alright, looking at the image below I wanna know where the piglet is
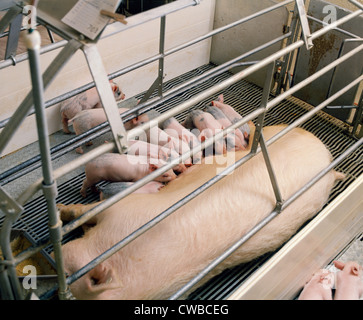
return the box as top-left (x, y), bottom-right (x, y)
top-left (211, 94), bottom-right (251, 143)
top-left (132, 111), bottom-right (192, 168)
top-left (71, 107), bottom-right (131, 154)
top-left (162, 117), bottom-right (203, 164)
top-left (298, 269), bottom-right (335, 300)
top-left (183, 109), bottom-right (226, 156)
top-left (80, 153), bottom-right (176, 197)
top-left (333, 260), bottom-right (363, 300)
top-left (205, 105), bottom-right (247, 150)
top-left (99, 181), bottom-right (164, 200)
top-left (127, 140), bottom-right (186, 173)
top-left (60, 81), bottom-right (125, 134)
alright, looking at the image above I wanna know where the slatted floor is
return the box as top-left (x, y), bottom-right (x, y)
top-left (0, 63), bottom-right (361, 299)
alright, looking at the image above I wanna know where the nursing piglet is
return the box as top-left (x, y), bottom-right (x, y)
top-left (211, 94), bottom-right (251, 143)
top-left (205, 105), bottom-right (247, 150)
top-left (127, 140), bottom-right (186, 173)
top-left (183, 109), bottom-right (226, 155)
top-left (60, 81), bottom-right (125, 134)
top-left (71, 107), bottom-right (131, 154)
top-left (80, 153), bottom-right (176, 197)
top-left (59, 125), bottom-right (343, 299)
top-left (162, 117), bottom-right (203, 164)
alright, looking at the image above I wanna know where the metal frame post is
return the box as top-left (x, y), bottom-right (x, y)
top-left (4, 12), bottom-right (22, 60)
top-left (82, 44), bottom-right (128, 154)
top-left (251, 62), bottom-right (276, 154)
top-left (26, 29), bottom-right (71, 300)
top-left (139, 15), bottom-right (167, 104)
top-left (295, 0), bottom-right (313, 50)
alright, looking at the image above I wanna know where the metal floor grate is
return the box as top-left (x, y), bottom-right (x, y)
top-left (1, 63), bottom-right (361, 299)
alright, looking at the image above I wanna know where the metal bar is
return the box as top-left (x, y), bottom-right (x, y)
top-left (26, 29), bottom-right (70, 300)
top-left (310, 9), bottom-right (362, 41)
top-left (0, 39), bottom-right (82, 156)
top-left (0, 39), bottom-right (68, 70)
top-left (0, 263), bottom-right (14, 300)
top-left (138, 77), bottom-right (161, 104)
top-left (276, 4), bottom-right (301, 94)
top-left (307, 15), bottom-right (361, 39)
top-left (259, 133), bottom-right (284, 208)
top-left (352, 88), bottom-right (363, 137)
top-left (295, 0), bottom-right (313, 50)
top-left (82, 44), bottom-right (128, 154)
top-left (0, 218), bottom-right (23, 299)
top-left (158, 16), bottom-right (166, 97)
top-left (251, 62), bottom-right (276, 153)
top-left (0, 5), bottom-right (22, 34)
top-left (4, 13), bottom-right (22, 60)
top-left (169, 137), bottom-right (363, 300)
top-left (138, 15), bottom-right (165, 103)
top-left (349, 0), bottom-right (363, 11)
top-left (7, 6), bottom-right (363, 300)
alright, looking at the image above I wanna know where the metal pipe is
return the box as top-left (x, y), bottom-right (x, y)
top-left (349, 0), bottom-right (363, 11)
top-left (0, 218), bottom-right (23, 299)
top-left (307, 15), bottom-right (361, 39)
top-left (0, 39), bottom-right (67, 70)
top-left (26, 29), bottom-right (70, 300)
top-left (169, 137), bottom-right (363, 299)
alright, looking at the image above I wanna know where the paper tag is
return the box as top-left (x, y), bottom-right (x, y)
top-left (62, 0), bottom-right (119, 40)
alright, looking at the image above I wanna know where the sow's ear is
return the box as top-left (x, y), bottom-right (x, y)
top-left (87, 263), bottom-right (119, 293)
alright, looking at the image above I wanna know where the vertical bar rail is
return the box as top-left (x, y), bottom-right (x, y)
top-left (82, 44), bottom-right (128, 154)
top-left (139, 15), bottom-right (167, 103)
top-left (26, 30), bottom-right (71, 300)
top-left (251, 62), bottom-right (284, 210)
